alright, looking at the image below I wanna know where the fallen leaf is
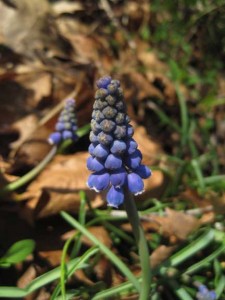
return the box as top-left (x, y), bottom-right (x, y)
top-left (144, 208), bottom-right (200, 242)
top-left (17, 264), bottom-right (38, 288)
top-left (81, 226), bottom-right (112, 248)
top-left (20, 152), bottom-right (104, 221)
top-left (150, 245), bottom-right (177, 269)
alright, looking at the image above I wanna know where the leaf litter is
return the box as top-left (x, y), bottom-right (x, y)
top-left (0, 0), bottom-right (224, 298)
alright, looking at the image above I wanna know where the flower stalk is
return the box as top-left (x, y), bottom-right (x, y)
top-left (124, 187), bottom-right (151, 300)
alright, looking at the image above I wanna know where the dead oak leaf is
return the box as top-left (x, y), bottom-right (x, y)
top-left (145, 208), bottom-right (200, 242)
top-left (150, 245), bottom-right (177, 269)
top-left (21, 152), bottom-right (104, 221)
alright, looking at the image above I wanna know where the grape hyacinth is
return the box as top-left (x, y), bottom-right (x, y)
top-left (196, 284), bottom-right (216, 300)
top-left (48, 98), bottom-right (78, 145)
top-left (87, 76), bottom-right (151, 208)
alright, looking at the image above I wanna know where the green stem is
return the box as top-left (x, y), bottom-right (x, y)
top-left (123, 188), bottom-right (151, 300)
top-left (0, 146), bottom-right (57, 196)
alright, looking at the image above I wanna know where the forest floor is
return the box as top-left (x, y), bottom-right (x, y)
top-left (0, 0), bottom-right (224, 299)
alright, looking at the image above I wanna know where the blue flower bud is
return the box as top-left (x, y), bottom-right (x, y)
top-left (108, 83), bottom-right (119, 95)
top-left (89, 132), bottom-right (98, 143)
top-left (110, 140), bottom-right (127, 154)
top-left (111, 79), bottom-right (120, 87)
top-left (62, 130), bottom-right (73, 140)
top-left (105, 154), bottom-right (122, 170)
top-left (93, 110), bottom-right (104, 122)
top-left (114, 125), bottom-right (126, 139)
top-left (126, 138), bottom-right (138, 154)
top-left (87, 156), bottom-right (105, 172)
top-left (91, 119), bottom-right (101, 134)
top-left (55, 122), bottom-right (65, 132)
top-left (125, 149), bottom-right (142, 169)
top-left (196, 284), bottom-right (216, 300)
top-left (127, 173), bottom-right (144, 195)
top-left (115, 101), bottom-right (125, 111)
top-left (87, 171), bottom-right (110, 192)
top-left (98, 132), bottom-right (113, 145)
top-left (93, 144), bottom-right (109, 159)
top-left (115, 112), bottom-right (125, 124)
top-left (100, 119), bottom-right (116, 133)
top-left (106, 95), bottom-right (116, 105)
top-left (127, 125), bottom-right (134, 137)
top-left (96, 76), bottom-right (112, 89)
top-left (102, 106), bottom-right (117, 119)
top-left (135, 165), bottom-right (151, 179)
top-left (88, 143), bottom-right (95, 155)
top-left (110, 167), bottom-right (127, 187)
top-left (107, 186), bottom-right (124, 208)
top-left (95, 88), bottom-right (108, 99)
top-left (48, 132), bottom-right (62, 145)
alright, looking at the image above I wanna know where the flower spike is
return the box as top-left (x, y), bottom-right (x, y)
top-left (87, 76), bottom-right (151, 208)
top-left (48, 98), bottom-right (78, 145)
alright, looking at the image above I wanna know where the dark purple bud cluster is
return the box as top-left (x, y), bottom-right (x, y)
top-left (196, 285), bottom-right (216, 300)
top-left (87, 76), bottom-right (151, 208)
top-left (48, 98), bottom-right (78, 145)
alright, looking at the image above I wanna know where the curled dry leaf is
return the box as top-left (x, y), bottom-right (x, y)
top-left (0, 0), bottom-right (72, 60)
top-left (81, 226), bottom-right (112, 249)
top-left (10, 114), bottom-right (39, 150)
top-left (17, 264), bottom-right (38, 289)
top-left (10, 127), bottom-right (52, 172)
top-left (21, 152), bottom-right (104, 222)
top-left (150, 245), bottom-right (177, 269)
top-left (143, 208), bottom-right (200, 242)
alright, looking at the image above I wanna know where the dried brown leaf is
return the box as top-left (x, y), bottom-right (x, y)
top-left (145, 208), bottom-right (200, 242)
top-left (21, 152), bottom-right (104, 221)
top-left (150, 245), bottom-right (177, 269)
top-left (81, 226), bottom-right (112, 248)
top-left (17, 265), bottom-right (38, 289)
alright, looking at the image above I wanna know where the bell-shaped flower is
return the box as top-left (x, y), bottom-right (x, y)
top-left (110, 140), bottom-right (127, 155)
top-left (105, 154), bottom-right (122, 170)
top-left (127, 173), bottom-right (144, 195)
top-left (110, 167), bottom-right (127, 187)
top-left (87, 157), bottom-right (105, 172)
top-left (125, 149), bottom-right (142, 169)
top-left (107, 186), bottom-right (124, 208)
top-left (135, 165), bottom-right (151, 179)
top-left (93, 144), bottom-right (109, 160)
top-left (87, 171), bottom-right (110, 192)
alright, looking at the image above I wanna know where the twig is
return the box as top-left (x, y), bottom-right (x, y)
top-left (109, 205), bottom-right (213, 220)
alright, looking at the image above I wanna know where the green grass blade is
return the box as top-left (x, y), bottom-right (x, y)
top-left (77, 124), bottom-right (90, 137)
top-left (51, 246), bottom-right (98, 300)
top-left (60, 211), bottom-right (141, 292)
top-left (184, 242), bottom-right (225, 275)
top-left (0, 258), bottom-right (82, 298)
top-left (167, 229), bottom-right (215, 267)
top-left (92, 278), bottom-right (141, 300)
top-left (0, 287), bottom-right (27, 298)
top-left (169, 280), bottom-right (193, 300)
top-left (215, 275), bottom-right (225, 299)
